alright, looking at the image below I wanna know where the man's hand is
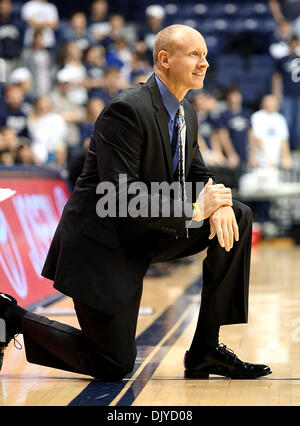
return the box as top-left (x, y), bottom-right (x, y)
top-left (208, 206), bottom-right (239, 251)
top-left (194, 178), bottom-right (232, 220)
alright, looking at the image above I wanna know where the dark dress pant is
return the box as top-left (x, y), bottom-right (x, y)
top-left (21, 200), bottom-right (252, 379)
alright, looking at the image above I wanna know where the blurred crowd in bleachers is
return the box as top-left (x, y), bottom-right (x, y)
top-left (1, 0), bottom-right (300, 237)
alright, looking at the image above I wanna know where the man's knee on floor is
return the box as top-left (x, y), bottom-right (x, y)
top-left (89, 355), bottom-right (135, 381)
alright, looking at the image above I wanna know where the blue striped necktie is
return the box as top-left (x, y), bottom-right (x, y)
top-left (172, 104), bottom-right (189, 237)
top-left (172, 104), bottom-right (186, 174)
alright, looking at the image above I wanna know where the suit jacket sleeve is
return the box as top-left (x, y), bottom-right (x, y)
top-left (186, 107), bottom-right (216, 201)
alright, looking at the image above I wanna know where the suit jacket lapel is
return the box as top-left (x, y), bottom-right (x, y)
top-left (146, 74), bottom-right (173, 180)
top-left (146, 74), bottom-right (195, 180)
top-left (183, 99), bottom-right (194, 174)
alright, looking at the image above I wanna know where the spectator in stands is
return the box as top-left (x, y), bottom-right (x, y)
top-left (130, 50), bottom-right (152, 83)
top-left (101, 13), bottom-right (136, 50)
top-left (107, 36), bottom-right (133, 82)
top-left (0, 86), bottom-right (28, 137)
top-left (0, 149), bottom-right (14, 165)
top-left (88, 0), bottom-right (109, 43)
top-left (105, 13), bottom-right (125, 42)
top-left (14, 137), bottom-right (38, 166)
top-left (89, 66), bottom-right (129, 103)
top-left (248, 93), bottom-right (292, 225)
top-left (192, 91), bottom-right (227, 168)
top-left (131, 72), bottom-right (148, 85)
top-left (49, 69), bottom-right (86, 152)
top-left (269, 19), bottom-right (293, 59)
top-left (272, 36), bottom-right (300, 149)
top-left (20, 29), bottom-right (54, 98)
top-left (0, 0), bottom-right (25, 81)
top-left (9, 67), bottom-right (33, 115)
top-left (251, 94), bottom-right (292, 168)
top-left (80, 97), bottom-right (105, 148)
top-left (21, 0), bottom-right (59, 49)
top-left (0, 126), bottom-right (18, 165)
top-left (0, 146), bottom-right (14, 165)
top-left (68, 97), bottom-right (105, 188)
top-left (84, 44), bottom-right (106, 77)
top-left (27, 96), bottom-right (68, 167)
top-left (58, 11), bottom-right (92, 52)
top-left (58, 41), bottom-right (88, 105)
top-left (83, 45), bottom-right (107, 94)
top-left (137, 4), bottom-right (165, 65)
top-left (269, 0), bottom-right (300, 24)
top-left (216, 87), bottom-right (252, 172)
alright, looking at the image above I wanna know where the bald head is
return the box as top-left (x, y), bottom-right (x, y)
top-left (153, 25), bottom-right (209, 100)
top-left (153, 24), bottom-right (204, 66)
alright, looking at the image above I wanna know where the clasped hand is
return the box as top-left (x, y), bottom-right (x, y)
top-left (194, 178), bottom-right (239, 252)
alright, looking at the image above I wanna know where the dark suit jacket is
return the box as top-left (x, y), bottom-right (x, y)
top-left (42, 74), bottom-right (215, 314)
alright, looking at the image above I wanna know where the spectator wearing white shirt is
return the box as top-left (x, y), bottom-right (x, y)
top-left (21, 0), bottom-right (59, 48)
top-left (27, 96), bottom-right (68, 167)
top-left (20, 29), bottom-right (54, 98)
top-left (57, 41), bottom-right (88, 105)
top-left (49, 69), bottom-right (86, 150)
top-left (250, 94), bottom-right (292, 169)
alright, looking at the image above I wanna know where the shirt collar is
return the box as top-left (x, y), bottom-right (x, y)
top-left (155, 74), bottom-right (181, 121)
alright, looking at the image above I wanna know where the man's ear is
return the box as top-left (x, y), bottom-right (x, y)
top-left (157, 50), bottom-right (170, 70)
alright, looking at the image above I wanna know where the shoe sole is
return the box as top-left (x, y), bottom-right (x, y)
top-left (184, 369), bottom-right (272, 379)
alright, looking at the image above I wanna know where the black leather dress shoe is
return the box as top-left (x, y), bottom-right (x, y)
top-left (184, 344), bottom-right (272, 379)
top-left (0, 293), bottom-right (21, 371)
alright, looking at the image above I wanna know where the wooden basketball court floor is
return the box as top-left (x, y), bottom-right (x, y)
top-left (1, 239), bottom-right (300, 406)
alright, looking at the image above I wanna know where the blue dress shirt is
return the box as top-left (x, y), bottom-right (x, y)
top-left (155, 74), bottom-right (180, 143)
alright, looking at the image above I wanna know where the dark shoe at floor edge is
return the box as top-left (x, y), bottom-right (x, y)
top-left (0, 293), bottom-right (22, 371)
top-left (184, 344), bottom-right (272, 379)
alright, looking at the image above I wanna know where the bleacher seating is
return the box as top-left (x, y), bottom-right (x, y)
top-left (7, 1), bottom-right (279, 113)
top-left (155, 0), bottom-right (275, 106)
top-left (214, 52), bottom-right (275, 106)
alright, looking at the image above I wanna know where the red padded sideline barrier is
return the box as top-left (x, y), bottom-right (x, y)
top-left (0, 168), bottom-right (70, 307)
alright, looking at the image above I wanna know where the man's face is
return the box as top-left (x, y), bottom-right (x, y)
top-left (92, 0), bottom-right (107, 20)
top-left (106, 70), bottom-right (120, 88)
top-left (167, 31), bottom-right (209, 92)
top-left (110, 15), bottom-right (124, 30)
top-left (6, 88), bottom-right (23, 109)
top-left (36, 96), bottom-right (51, 115)
top-left (263, 96), bottom-right (279, 113)
top-left (0, 0), bottom-right (12, 16)
top-left (71, 13), bottom-right (87, 30)
top-left (227, 90), bottom-right (242, 106)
